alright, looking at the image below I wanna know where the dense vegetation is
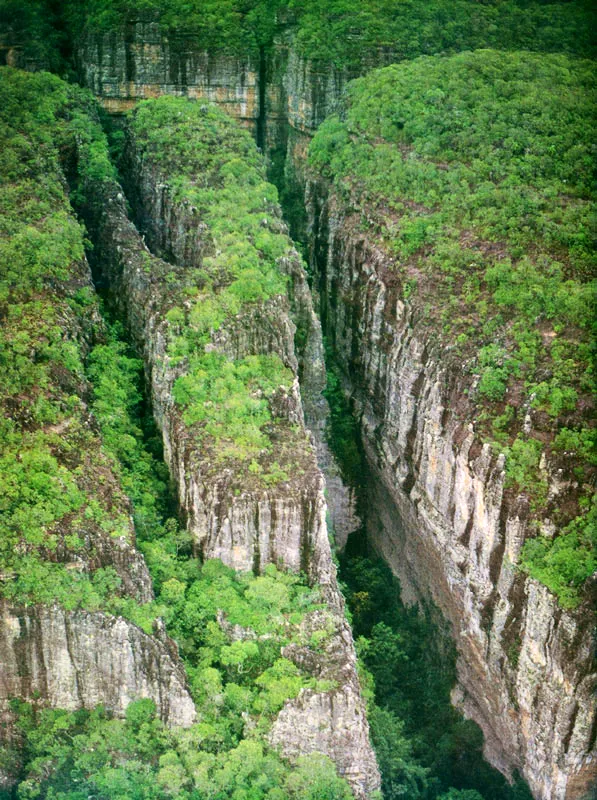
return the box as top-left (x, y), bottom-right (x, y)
top-left (37, 0), bottom-right (597, 64)
top-left (2, 0), bottom-right (594, 74)
top-left (1, 0), bottom-right (595, 791)
top-left (127, 97), bottom-right (309, 477)
top-left (309, 50), bottom-right (596, 608)
top-left (0, 67), bottom-right (158, 621)
top-left (9, 698), bottom-right (353, 800)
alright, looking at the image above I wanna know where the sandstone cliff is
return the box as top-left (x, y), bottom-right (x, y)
top-left (0, 603), bottom-right (196, 726)
top-left (75, 20), bottom-right (259, 124)
top-left (305, 182), bottom-right (597, 800)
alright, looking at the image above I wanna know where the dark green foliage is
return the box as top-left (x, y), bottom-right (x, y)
top-left (310, 51), bottom-right (596, 607)
top-left (322, 343), bottom-right (364, 486)
top-left (0, 0), bottom-right (64, 71)
top-left (342, 554), bottom-right (533, 799)
top-left (54, 0), bottom-right (597, 64)
top-left (289, 0), bottom-right (596, 67)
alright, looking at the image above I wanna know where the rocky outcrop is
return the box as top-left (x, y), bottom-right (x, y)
top-left (0, 602), bottom-right (196, 727)
top-left (76, 21), bottom-right (259, 126)
top-left (305, 184), bottom-right (597, 800)
top-left (80, 144), bottom-right (380, 794)
top-left (270, 609), bottom-right (379, 796)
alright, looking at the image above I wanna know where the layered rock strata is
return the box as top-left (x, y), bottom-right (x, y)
top-left (76, 20), bottom-right (259, 125)
top-left (79, 112), bottom-right (379, 796)
top-left (0, 603), bottom-right (196, 727)
top-left (305, 183), bottom-right (597, 800)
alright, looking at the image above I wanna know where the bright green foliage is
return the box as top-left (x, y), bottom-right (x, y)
top-left (73, 321), bottom-right (350, 795)
top-left (129, 97), bottom-right (300, 468)
top-left (310, 51), bottom-right (596, 607)
top-left (5, 286), bottom-right (351, 794)
top-left (0, 68), bottom-right (150, 614)
top-left (520, 497), bottom-right (597, 608)
top-left (172, 353), bottom-right (291, 461)
top-left (10, 699), bottom-right (353, 799)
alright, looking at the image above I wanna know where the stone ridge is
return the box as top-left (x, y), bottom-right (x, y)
top-left (78, 116), bottom-right (380, 795)
top-left (305, 182), bottom-right (597, 800)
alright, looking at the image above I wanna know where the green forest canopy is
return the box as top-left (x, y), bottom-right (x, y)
top-left (1, 0), bottom-right (595, 68)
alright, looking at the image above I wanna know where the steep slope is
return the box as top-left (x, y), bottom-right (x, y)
top-left (0, 68), bottom-right (197, 789)
top-left (77, 96), bottom-right (380, 797)
top-left (305, 52), bottom-right (596, 800)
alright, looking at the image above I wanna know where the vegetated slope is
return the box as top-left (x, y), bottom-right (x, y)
top-left (0, 70), bottom-right (373, 799)
top-left (309, 50), bottom-right (596, 610)
top-left (0, 67), bottom-right (155, 620)
top-left (0, 68), bottom-right (199, 793)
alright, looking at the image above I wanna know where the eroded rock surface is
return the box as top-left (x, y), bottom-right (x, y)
top-left (0, 603), bottom-right (196, 727)
top-left (305, 184), bottom-right (597, 800)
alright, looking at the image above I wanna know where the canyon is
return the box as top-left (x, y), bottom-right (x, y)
top-left (68, 22), bottom-right (596, 799)
top-left (0, 6), bottom-right (595, 800)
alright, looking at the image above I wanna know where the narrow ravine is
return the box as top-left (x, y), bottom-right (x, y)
top-left (75, 96), bottom-right (380, 797)
top-left (2, 3), bottom-right (595, 795)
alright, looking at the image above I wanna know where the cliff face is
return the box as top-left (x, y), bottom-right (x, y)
top-left (305, 184), bottom-right (597, 800)
top-left (0, 603), bottom-right (196, 727)
top-left (79, 117), bottom-right (379, 794)
top-left (76, 21), bottom-right (259, 125)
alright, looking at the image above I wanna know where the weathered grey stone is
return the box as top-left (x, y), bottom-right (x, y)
top-left (0, 602), bottom-right (196, 727)
top-left (76, 21), bottom-right (259, 126)
top-left (306, 183), bottom-right (597, 800)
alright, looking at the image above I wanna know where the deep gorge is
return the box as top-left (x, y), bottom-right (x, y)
top-left (0, 3), bottom-right (595, 799)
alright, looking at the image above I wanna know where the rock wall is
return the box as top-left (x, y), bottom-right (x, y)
top-left (80, 154), bottom-right (380, 796)
top-left (305, 183), bottom-right (597, 800)
top-left (76, 21), bottom-right (259, 127)
top-left (0, 602), bottom-right (196, 727)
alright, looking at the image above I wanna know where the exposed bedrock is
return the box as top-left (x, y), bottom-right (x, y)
top-left (305, 183), bottom-right (597, 800)
top-left (79, 145), bottom-right (380, 795)
top-left (73, 21), bottom-right (380, 157)
top-left (75, 21), bottom-right (259, 126)
top-left (0, 602), bottom-right (196, 727)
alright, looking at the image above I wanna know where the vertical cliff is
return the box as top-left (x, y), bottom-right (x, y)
top-left (304, 53), bottom-right (596, 800)
top-left (78, 97), bottom-right (380, 797)
top-left (75, 20), bottom-right (259, 125)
